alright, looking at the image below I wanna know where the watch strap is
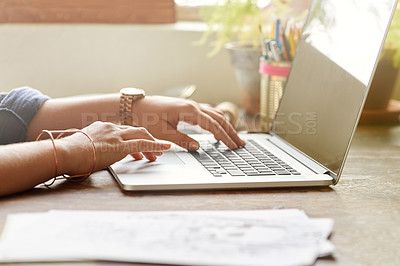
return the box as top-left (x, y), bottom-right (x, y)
top-left (119, 94), bottom-right (134, 126)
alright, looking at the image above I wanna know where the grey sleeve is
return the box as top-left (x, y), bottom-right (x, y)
top-left (0, 87), bottom-right (50, 145)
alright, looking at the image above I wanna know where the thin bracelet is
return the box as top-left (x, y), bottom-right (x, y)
top-left (36, 130), bottom-right (58, 187)
top-left (60, 129), bottom-right (97, 181)
top-left (36, 129), bottom-right (97, 187)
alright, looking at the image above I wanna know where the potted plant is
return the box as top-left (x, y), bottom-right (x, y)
top-left (198, 0), bottom-right (310, 114)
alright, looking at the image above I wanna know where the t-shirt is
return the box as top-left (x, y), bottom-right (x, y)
top-left (0, 87), bottom-right (50, 145)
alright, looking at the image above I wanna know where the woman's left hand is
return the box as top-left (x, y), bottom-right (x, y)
top-left (131, 96), bottom-right (245, 150)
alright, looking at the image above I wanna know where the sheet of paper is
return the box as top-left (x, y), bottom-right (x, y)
top-left (0, 209), bottom-right (333, 266)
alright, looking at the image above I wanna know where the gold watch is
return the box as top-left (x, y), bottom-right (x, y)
top-left (119, 87), bottom-right (145, 126)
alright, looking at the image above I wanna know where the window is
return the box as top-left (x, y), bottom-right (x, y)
top-left (175, 0), bottom-right (274, 21)
top-left (175, 0), bottom-right (219, 6)
top-left (0, 0), bottom-right (176, 23)
top-left (175, 0), bottom-right (220, 21)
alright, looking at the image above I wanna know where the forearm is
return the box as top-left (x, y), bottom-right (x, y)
top-left (1, 121), bottom-right (171, 197)
top-left (26, 94), bottom-right (120, 141)
top-left (0, 140), bottom-right (72, 197)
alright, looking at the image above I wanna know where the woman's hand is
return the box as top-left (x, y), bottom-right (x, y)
top-left (26, 93), bottom-right (245, 151)
top-left (131, 96), bottom-right (245, 150)
top-left (1, 121), bottom-right (170, 196)
top-left (58, 121), bottom-right (171, 176)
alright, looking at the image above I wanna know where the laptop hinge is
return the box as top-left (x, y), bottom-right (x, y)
top-left (268, 135), bottom-right (338, 183)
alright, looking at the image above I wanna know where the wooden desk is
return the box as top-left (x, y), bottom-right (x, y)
top-left (1, 125), bottom-right (399, 266)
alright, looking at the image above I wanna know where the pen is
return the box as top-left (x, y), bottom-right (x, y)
top-left (280, 26), bottom-right (290, 61)
top-left (259, 25), bottom-right (268, 59)
top-left (270, 20), bottom-right (276, 40)
top-left (288, 25), bottom-right (296, 58)
top-left (268, 40), bottom-right (283, 62)
top-left (275, 18), bottom-right (282, 51)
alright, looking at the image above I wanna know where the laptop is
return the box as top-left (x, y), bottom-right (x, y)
top-left (109, 0), bottom-right (398, 191)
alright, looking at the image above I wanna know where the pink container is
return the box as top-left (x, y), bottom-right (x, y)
top-left (259, 59), bottom-right (291, 132)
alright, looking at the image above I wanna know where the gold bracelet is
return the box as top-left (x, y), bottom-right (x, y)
top-left (36, 130), bottom-right (58, 187)
top-left (36, 129), bottom-right (97, 188)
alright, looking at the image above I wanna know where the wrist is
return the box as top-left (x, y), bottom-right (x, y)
top-left (56, 135), bottom-right (93, 176)
top-left (130, 95), bottom-right (151, 126)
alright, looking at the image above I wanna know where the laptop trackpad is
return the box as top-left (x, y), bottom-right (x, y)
top-left (111, 152), bottom-right (188, 174)
top-left (110, 152), bottom-right (212, 185)
top-left (154, 152), bottom-right (184, 164)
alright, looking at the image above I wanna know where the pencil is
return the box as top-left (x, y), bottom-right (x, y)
top-left (288, 26), bottom-right (296, 58)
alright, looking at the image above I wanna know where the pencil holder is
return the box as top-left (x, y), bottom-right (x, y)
top-left (259, 58), bottom-right (291, 132)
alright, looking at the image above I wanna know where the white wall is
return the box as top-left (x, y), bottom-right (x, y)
top-left (0, 22), bottom-right (241, 105)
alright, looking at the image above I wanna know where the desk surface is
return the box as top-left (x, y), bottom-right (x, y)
top-left (1, 125), bottom-right (399, 266)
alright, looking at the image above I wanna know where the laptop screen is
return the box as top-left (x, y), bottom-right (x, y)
top-left (272, 0), bottom-right (397, 175)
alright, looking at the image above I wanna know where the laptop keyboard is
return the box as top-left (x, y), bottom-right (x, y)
top-left (190, 139), bottom-right (300, 177)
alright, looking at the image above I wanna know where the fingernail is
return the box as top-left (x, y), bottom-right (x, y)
top-left (131, 153), bottom-right (144, 160)
top-left (189, 142), bottom-right (200, 150)
top-left (230, 141), bottom-right (238, 149)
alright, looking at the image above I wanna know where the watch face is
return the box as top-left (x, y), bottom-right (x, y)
top-left (120, 87), bottom-right (145, 96)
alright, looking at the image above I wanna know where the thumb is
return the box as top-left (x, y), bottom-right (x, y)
top-left (163, 125), bottom-right (200, 150)
top-left (126, 139), bottom-right (171, 154)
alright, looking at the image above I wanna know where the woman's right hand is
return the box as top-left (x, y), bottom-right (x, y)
top-left (58, 121), bottom-right (171, 176)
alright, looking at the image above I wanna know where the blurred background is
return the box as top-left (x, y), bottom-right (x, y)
top-left (1, 0), bottom-right (399, 108)
top-left (0, 0), bottom-right (241, 105)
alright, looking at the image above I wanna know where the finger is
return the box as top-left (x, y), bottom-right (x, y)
top-left (162, 123), bottom-right (200, 150)
top-left (142, 151), bottom-right (164, 161)
top-left (200, 106), bottom-right (245, 147)
top-left (141, 151), bottom-right (164, 162)
top-left (130, 153), bottom-right (144, 160)
top-left (121, 127), bottom-right (160, 161)
top-left (199, 103), bottom-right (213, 108)
top-left (142, 152), bottom-right (157, 162)
top-left (120, 127), bottom-right (156, 141)
top-left (176, 103), bottom-right (236, 149)
top-left (200, 103), bottom-right (224, 116)
top-left (126, 139), bottom-right (171, 154)
top-left (185, 112), bottom-right (238, 150)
